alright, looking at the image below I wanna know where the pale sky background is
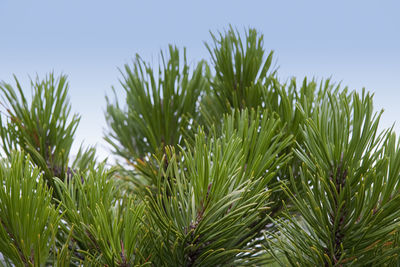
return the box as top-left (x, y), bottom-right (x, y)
top-left (0, 1), bottom-right (399, 161)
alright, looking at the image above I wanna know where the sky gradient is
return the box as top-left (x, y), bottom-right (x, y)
top-left (1, 0), bottom-right (399, 160)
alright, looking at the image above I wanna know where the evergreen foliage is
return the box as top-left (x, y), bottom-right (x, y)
top-left (0, 152), bottom-right (63, 266)
top-left (0, 26), bottom-right (398, 266)
top-left (0, 74), bottom-right (97, 189)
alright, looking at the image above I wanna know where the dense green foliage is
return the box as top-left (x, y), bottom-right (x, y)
top-left (0, 26), bottom-right (399, 266)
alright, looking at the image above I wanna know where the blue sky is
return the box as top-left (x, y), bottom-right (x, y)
top-left (0, 1), bottom-right (399, 160)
